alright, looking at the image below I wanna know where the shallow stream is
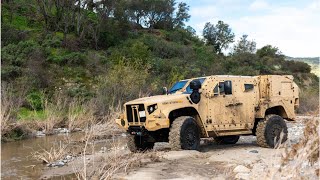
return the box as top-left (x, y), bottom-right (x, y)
top-left (1, 132), bottom-right (123, 179)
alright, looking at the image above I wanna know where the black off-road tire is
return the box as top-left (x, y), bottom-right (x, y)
top-left (127, 135), bottom-right (154, 152)
top-left (169, 116), bottom-right (200, 151)
top-left (214, 135), bottom-right (240, 144)
top-left (256, 114), bottom-right (288, 148)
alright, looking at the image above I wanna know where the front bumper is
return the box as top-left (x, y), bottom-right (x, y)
top-left (115, 117), bottom-right (170, 131)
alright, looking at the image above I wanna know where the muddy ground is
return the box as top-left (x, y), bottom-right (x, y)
top-left (41, 116), bottom-right (317, 180)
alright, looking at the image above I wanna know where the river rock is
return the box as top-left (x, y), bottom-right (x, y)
top-left (65, 155), bottom-right (73, 160)
top-left (56, 161), bottom-right (65, 167)
top-left (162, 150), bottom-right (201, 161)
top-left (233, 165), bottom-right (250, 173)
top-left (59, 128), bottom-right (70, 134)
top-left (73, 128), bottom-right (82, 132)
top-left (99, 147), bottom-right (107, 153)
top-left (235, 172), bottom-right (250, 180)
top-left (249, 150), bottom-right (258, 153)
top-left (36, 131), bottom-right (46, 137)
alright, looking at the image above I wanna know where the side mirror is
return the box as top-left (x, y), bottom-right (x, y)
top-left (190, 79), bottom-right (201, 104)
top-left (224, 80), bottom-right (232, 95)
top-left (162, 87), bottom-right (168, 95)
top-left (190, 79), bottom-right (201, 90)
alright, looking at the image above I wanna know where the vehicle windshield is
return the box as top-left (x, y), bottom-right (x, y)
top-left (168, 80), bottom-right (188, 94)
top-left (168, 78), bottom-right (206, 94)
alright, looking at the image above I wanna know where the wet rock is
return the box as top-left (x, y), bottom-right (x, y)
top-left (56, 161), bottom-right (65, 167)
top-left (249, 150), bottom-right (258, 153)
top-left (53, 128), bottom-right (70, 134)
top-left (59, 128), bottom-right (70, 134)
top-left (233, 165), bottom-right (250, 173)
top-left (36, 131), bottom-right (46, 137)
top-left (64, 155), bottom-right (73, 160)
top-left (73, 128), bottom-right (82, 132)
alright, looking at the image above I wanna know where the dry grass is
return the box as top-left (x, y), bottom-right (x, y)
top-left (298, 88), bottom-right (319, 114)
top-left (31, 141), bottom-right (69, 164)
top-left (74, 115), bottom-right (159, 180)
top-left (1, 84), bottom-right (26, 138)
top-left (90, 104), bottom-right (123, 140)
top-left (76, 147), bottom-right (160, 180)
top-left (67, 98), bottom-right (97, 132)
top-left (278, 116), bottom-right (319, 178)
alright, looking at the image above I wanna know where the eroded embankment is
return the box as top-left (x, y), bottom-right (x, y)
top-left (2, 115), bottom-right (318, 180)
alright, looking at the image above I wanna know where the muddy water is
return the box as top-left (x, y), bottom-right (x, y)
top-left (1, 134), bottom-right (76, 179)
top-left (1, 132), bottom-right (127, 179)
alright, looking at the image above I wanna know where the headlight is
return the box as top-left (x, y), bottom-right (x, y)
top-left (147, 104), bottom-right (158, 114)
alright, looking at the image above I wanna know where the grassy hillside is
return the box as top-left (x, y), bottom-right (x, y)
top-left (286, 57), bottom-right (319, 76)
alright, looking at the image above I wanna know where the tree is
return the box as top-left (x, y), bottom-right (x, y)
top-left (203, 20), bottom-right (235, 54)
top-left (127, 0), bottom-right (146, 26)
top-left (232, 35), bottom-right (256, 54)
top-left (145, 0), bottom-right (175, 29)
top-left (174, 2), bottom-right (190, 28)
top-left (256, 45), bottom-right (282, 58)
top-left (186, 26), bottom-right (196, 36)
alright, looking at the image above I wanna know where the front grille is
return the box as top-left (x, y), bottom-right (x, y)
top-left (126, 104), bottom-right (146, 122)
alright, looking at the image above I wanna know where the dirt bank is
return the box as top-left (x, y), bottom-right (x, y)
top-left (40, 115), bottom-right (318, 179)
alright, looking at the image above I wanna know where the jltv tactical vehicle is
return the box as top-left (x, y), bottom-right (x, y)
top-left (116, 75), bottom-right (299, 152)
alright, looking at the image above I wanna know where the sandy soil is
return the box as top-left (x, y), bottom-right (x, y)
top-left (41, 115), bottom-right (313, 180)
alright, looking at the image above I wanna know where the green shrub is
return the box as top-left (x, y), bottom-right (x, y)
top-left (17, 107), bottom-right (46, 121)
top-left (26, 91), bottom-right (44, 110)
top-left (47, 51), bottom-right (86, 66)
top-left (1, 40), bottom-right (41, 80)
top-left (42, 34), bottom-right (63, 48)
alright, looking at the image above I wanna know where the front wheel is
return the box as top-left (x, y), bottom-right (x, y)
top-left (127, 135), bottom-right (154, 152)
top-left (169, 116), bottom-right (200, 151)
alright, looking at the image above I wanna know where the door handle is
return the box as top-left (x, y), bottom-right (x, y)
top-left (225, 102), bottom-right (243, 107)
top-left (225, 103), bottom-right (234, 107)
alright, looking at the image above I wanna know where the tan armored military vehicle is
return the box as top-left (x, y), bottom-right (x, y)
top-left (116, 75), bottom-right (299, 152)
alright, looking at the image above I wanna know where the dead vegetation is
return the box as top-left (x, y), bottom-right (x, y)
top-left (31, 141), bottom-right (69, 164)
top-left (298, 88), bottom-right (319, 114)
top-left (1, 83), bottom-right (123, 141)
top-left (278, 116), bottom-right (319, 178)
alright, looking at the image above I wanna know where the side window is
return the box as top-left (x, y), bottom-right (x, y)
top-left (218, 82), bottom-right (225, 95)
top-left (213, 84), bottom-right (219, 95)
top-left (213, 81), bottom-right (232, 95)
top-left (244, 84), bottom-right (254, 92)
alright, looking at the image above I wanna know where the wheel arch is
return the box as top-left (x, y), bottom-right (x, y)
top-left (253, 106), bottom-right (288, 135)
top-left (264, 106), bottom-right (288, 118)
top-left (168, 107), bottom-right (207, 137)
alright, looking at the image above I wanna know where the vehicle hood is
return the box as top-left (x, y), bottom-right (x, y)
top-left (125, 94), bottom-right (189, 105)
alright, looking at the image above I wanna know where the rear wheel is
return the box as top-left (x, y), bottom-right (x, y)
top-left (169, 116), bottom-right (200, 150)
top-left (214, 135), bottom-right (240, 144)
top-left (256, 114), bottom-right (288, 148)
top-left (127, 135), bottom-right (154, 152)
